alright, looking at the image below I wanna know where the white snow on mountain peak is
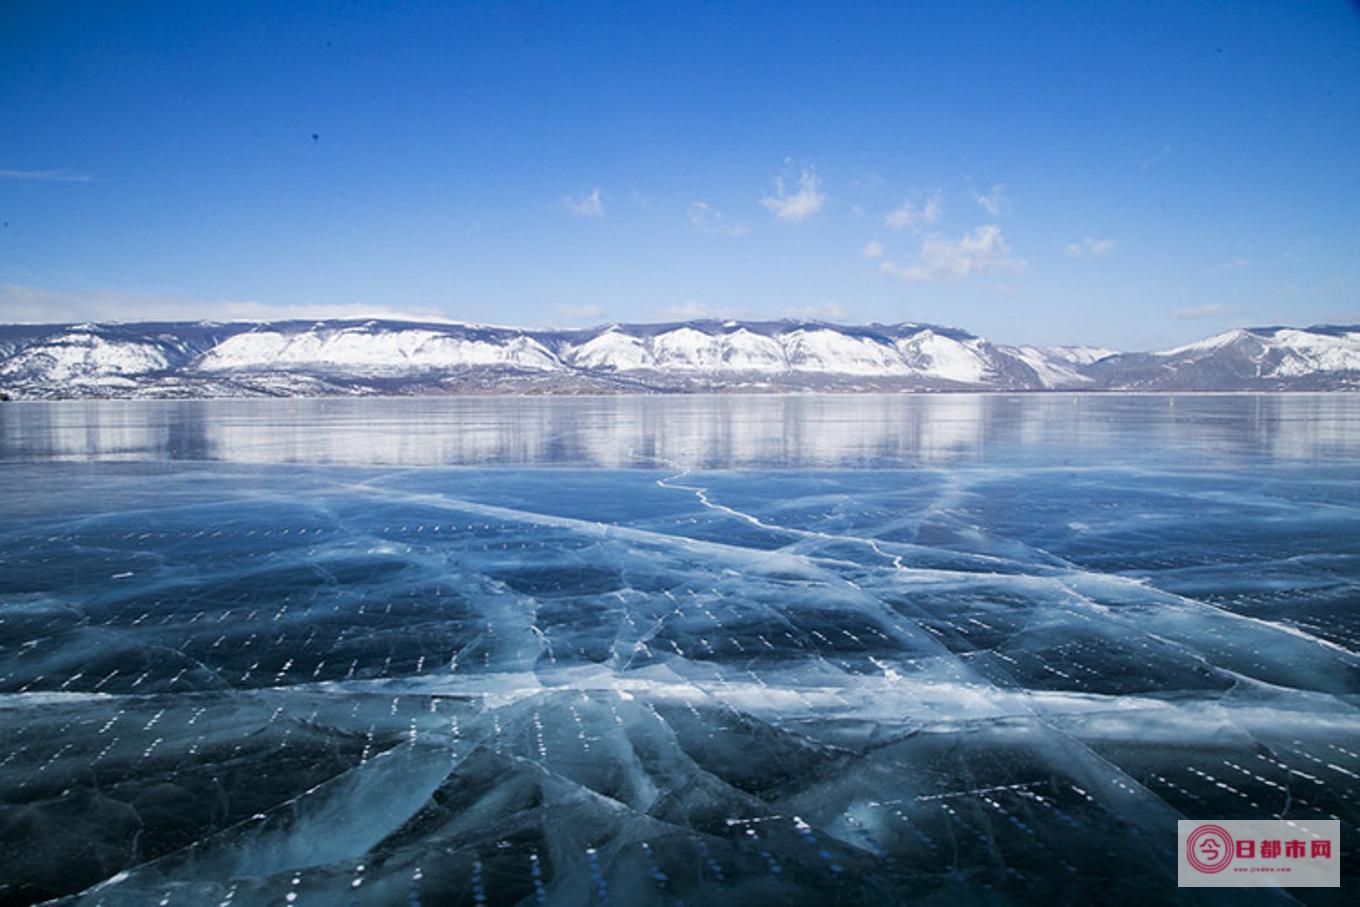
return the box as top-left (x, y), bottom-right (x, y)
top-left (895, 330), bottom-right (992, 383)
top-left (1039, 346), bottom-right (1118, 365)
top-left (566, 329), bottom-right (650, 371)
top-left (0, 331), bottom-right (170, 382)
top-left (1148, 327), bottom-right (1360, 378)
top-left (1, 318), bottom-right (1357, 398)
top-left (563, 325), bottom-right (980, 376)
top-left (781, 328), bottom-right (912, 375)
top-left (1158, 329), bottom-right (1252, 357)
top-left (648, 327), bottom-right (729, 370)
top-left (1261, 328), bottom-right (1360, 377)
top-left (197, 326), bottom-right (560, 373)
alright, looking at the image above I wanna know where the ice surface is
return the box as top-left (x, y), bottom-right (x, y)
top-left (0, 394), bottom-right (1358, 904)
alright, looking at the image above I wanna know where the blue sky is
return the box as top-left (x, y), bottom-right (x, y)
top-left (1, 1), bottom-right (1357, 349)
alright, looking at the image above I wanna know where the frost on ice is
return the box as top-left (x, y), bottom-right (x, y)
top-left (1, 402), bottom-right (1358, 903)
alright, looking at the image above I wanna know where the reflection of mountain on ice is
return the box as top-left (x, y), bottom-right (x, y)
top-left (5, 393), bottom-right (1360, 467)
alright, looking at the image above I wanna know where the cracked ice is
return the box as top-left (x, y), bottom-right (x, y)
top-left (0, 394), bottom-right (1358, 904)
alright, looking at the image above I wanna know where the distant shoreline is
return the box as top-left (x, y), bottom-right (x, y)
top-left (3, 319), bottom-right (1357, 397)
top-left (5, 388), bottom-right (1356, 404)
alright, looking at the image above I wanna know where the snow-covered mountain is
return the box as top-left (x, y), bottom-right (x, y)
top-left (1083, 325), bottom-right (1360, 391)
top-left (0, 319), bottom-right (1355, 398)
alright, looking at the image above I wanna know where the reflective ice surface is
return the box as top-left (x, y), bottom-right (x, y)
top-left (1, 394), bottom-right (1358, 905)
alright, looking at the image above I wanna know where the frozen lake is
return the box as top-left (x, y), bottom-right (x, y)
top-left (1, 394), bottom-right (1358, 904)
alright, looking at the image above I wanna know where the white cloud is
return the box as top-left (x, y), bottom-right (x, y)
top-left (860, 240), bottom-right (884, 259)
top-left (0, 283), bottom-right (453, 324)
top-left (879, 224), bottom-right (1024, 284)
top-left (884, 191), bottom-right (942, 231)
top-left (666, 300), bottom-right (720, 320)
top-left (787, 302), bottom-right (846, 321)
top-left (687, 201), bottom-right (750, 236)
top-left (973, 183), bottom-right (1009, 217)
top-left (1219, 257), bottom-right (1249, 271)
top-left (0, 168), bottom-right (91, 182)
top-left (1174, 303), bottom-right (1228, 319)
top-left (558, 303), bottom-right (604, 322)
top-left (1065, 237), bottom-right (1116, 257)
top-left (760, 165), bottom-right (826, 223)
top-left (563, 188), bottom-right (604, 218)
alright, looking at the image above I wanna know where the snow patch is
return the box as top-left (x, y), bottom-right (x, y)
top-left (0, 332), bottom-right (169, 381)
top-left (197, 327), bottom-right (561, 373)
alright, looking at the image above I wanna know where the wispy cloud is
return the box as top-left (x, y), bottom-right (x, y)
top-left (558, 303), bottom-right (604, 322)
top-left (1174, 303), bottom-right (1228, 319)
top-left (973, 183), bottom-right (1009, 217)
top-left (666, 300), bottom-right (721, 320)
top-left (563, 188), bottom-right (604, 218)
top-left (687, 201), bottom-right (749, 236)
top-left (884, 191), bottom-right (942, 231)
top-left (1065, 237), bottom-right (1116, 258)
top-left (0, 168), bottom-right (92, 182)
top-left (787, 302), bottom-right (846, 321)
top-left (860, 240), bottom-right (884, 259)
top-left (0, 283), bottom-right (453, 324)
top-left (760, 164), bottom-right (826, 223)
top-left (1219, 257), bottom-right (1249, 271)
top-left (879, 224), bottom-right (1024, 284)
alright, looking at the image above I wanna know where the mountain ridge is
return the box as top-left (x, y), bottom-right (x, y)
top-left (1, 318), bottom-right (1356, 398)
